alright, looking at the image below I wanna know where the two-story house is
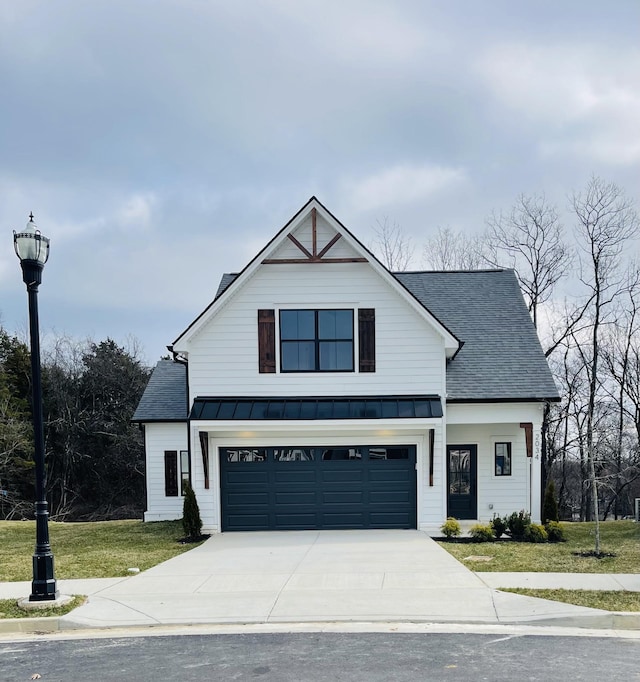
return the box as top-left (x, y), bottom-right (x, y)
top-left (133, 197), bottom-right (559, 533)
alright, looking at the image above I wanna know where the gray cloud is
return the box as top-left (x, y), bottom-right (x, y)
top-left (1, 0), bottom-right (638, 362)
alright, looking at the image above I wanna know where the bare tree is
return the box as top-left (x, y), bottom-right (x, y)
top-left (422, 226), bottom-right (486, 270)
top-left (573, 177), bottom-right (639, 552)
top-left (369, 217), bottom-right (414, 271)
top-left (601, 267), bottom-right (640, 518)
top-left (485, 194), bottom-right (573, 328)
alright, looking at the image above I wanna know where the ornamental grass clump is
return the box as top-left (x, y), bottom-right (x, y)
top-left (469, 523), bottom-right (494, 542)
top-left (440, 517), bottom-right (461, 539)
top-left (525, 523), bottom-right (548, 543)
top-left (544, 520), bottom-right (567, 543)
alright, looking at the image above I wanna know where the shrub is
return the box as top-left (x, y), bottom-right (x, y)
top-left (441, 517), bottom-right (461, 539)
top-left (506, 510), bottom-right (531, 540)
top-left (545, 520), bottom-right (567, 543)
top-left (542, 480), bottom-right (559, 524)
top-left (469, 523), bottom-right (494, 542)
top-left (490, 515), bottom-right (507, 539)
top-left (525, 523), bottom-right (548, 543)
top-left (182, 482), bottom-right (203, 540)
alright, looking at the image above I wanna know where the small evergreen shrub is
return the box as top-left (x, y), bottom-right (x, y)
top-left (542, 480), bottom-right (559, 524)
top-left (182, 481), bottom-right (203, 540)
top-left (490, 515), bottom-right (507, 539)
top-left (544, 520), bottom-right (567, 543)
top-left (506, 510), bottom-right (531, 540)
top-left (525, 523), bottom-right (548, 543)
top-left (441, 517), bottom-right (461, 539)
top-left (469, 523), bottom-right (494, 542)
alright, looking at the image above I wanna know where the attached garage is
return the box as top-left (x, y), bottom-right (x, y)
top-left (219, 445), bottom-right (417, 531)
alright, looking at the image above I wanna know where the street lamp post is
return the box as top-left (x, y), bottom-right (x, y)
top-left (13, 213), bottom-right (58, 601)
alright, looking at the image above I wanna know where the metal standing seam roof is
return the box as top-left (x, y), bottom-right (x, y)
top-left (134, 269), bottom-right (558, 422)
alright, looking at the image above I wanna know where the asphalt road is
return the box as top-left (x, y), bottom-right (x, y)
top-left (1, 632), bottom-right (639, 682)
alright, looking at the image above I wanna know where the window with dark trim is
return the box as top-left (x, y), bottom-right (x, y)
top-left (495, 442), bottom-right (512, 476)
top-left (164, 450), bottom-right (178, 497)
top-left (180, 450), bottom-right (190, 495)
top-left (280, 309), bottom-right (354, 372)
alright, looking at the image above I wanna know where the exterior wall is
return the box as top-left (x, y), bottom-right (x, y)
top-left (446, 402), bottom-right (544, 522)
top-left (185, 262), bottom-right (446, 400)
top-left (143, 422), bottom-right (188, 522)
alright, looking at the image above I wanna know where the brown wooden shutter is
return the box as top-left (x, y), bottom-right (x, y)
top-left (164, 451), bottom-right (178, 497)
top-left (258, 309), bottom-right (276, 373)
top-left (358, 308), bottom-right (376, 372)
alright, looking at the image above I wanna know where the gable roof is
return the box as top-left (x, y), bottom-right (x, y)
top-left (171, 197), bottom-right (460, 356)
top-left (395, 269), bottom-right (559, 401)
top-left (132, 359), bottom-right (188, 422)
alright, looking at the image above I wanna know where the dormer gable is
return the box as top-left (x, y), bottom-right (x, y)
top-left (171, 197), bottom-right (461, 357)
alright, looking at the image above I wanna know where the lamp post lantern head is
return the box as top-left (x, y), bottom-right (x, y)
top-left (13, 214), bottom-right (50, 286)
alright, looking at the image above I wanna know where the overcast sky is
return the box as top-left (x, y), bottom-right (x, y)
top-left (1, 0), bottom-right (638, 364)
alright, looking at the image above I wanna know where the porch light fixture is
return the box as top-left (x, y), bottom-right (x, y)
top-left (13, 213), bottom-right (58, 601)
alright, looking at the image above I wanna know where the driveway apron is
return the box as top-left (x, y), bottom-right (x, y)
top-left (59, 530), bottom-right (609, 629)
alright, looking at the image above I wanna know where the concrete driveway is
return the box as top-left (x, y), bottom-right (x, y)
top-left (56, 530), bottom-right (610, 629)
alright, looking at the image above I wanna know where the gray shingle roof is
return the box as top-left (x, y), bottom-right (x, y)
top-left (395, 269), bottom-right (559, 401)
top-left (132, 359), bottom-right (188, 421)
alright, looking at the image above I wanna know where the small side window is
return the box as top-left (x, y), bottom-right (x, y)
top-left (180, 450), bottom-right (190, 495)
top-left (164, 451), bottom-right (178, 497)
top-left (495, 442), bottom-right (512, 476)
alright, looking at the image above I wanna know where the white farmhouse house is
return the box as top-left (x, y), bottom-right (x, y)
top-left (133, 197), bottom-right (559, 533)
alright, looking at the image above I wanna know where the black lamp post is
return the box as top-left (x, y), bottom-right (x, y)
top-left (13, 213), bottom-right (58, 602)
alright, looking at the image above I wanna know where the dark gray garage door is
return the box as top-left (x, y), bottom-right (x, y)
top-left (220, 445), bottom-right (417, 531)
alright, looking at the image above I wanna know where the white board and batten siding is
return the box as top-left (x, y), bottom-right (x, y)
top-left (186, 262), bottom-right (447, 401)
top-left (143, 422), bottom-right (188, 522)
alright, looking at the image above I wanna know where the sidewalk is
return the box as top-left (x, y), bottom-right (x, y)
top-left (0, 531), bottom-right (638, 635)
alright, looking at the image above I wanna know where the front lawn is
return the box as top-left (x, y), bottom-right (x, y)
top-left (0, 596), bottom-right (86, 619)
top-left (438, 521), bottom-right (640, 573)
top-left (502, 588), bottom-right (640, 612)
top-left (0, 520), bottom-right (205, 582)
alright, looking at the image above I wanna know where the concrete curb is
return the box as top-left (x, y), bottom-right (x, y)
top-left (1, 611), bottom-right (639, 636)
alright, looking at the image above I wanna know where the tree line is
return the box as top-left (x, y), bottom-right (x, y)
top-left (0, 333), bottom-right (150, 520)
top-left (372, 176), bottom-right (640, 535)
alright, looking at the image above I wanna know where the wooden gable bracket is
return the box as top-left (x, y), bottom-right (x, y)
top-left (263, 208), bottom-right (368, 264)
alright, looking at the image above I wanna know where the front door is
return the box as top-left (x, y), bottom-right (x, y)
top-left (447, 444), bottom-right (477, 520)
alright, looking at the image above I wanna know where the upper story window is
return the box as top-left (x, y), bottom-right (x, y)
top-left (280, 309), bottom-right (354, 372)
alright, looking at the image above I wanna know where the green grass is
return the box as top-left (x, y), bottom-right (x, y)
top-left (439, 521), bottom-right (640, 573)
top-left (0, 520), bottom-right (205, 581)
top-left (0, 595), bottom-right (86, 619)
top-left (502, 588), bottom-right (640, 612)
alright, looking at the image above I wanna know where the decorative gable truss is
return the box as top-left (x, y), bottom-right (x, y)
top-left (263, 208), bottom-right (367, 264)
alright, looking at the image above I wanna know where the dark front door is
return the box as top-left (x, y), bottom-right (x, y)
top-left (447, 444), bottom-right (477, 519)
